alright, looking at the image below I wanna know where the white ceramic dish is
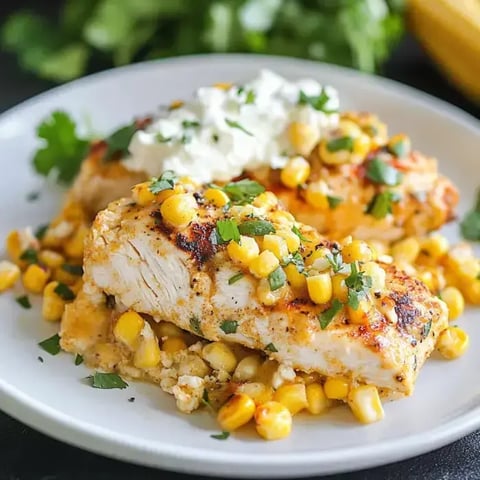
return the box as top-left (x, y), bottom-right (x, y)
top-left (0, 55), bottom-right (479, 478)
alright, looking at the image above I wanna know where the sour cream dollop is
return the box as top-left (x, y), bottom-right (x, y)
top-left (124, 70), bottom-right (339, 183)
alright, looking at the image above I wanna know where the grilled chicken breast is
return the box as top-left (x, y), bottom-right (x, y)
top-left (61, 180), bottom-right (448, 398)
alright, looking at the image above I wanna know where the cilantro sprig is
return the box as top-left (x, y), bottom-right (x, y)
top-left (461, 190), bottom-right (480, 241)
top-left (366, 158), bottom-right (403, 186)
top-left (149, 170), bottom-right (177, 194)
top-left (221, 179), bottom-right (265, 205)
top-left (345, 262), bottom-right (372, 309)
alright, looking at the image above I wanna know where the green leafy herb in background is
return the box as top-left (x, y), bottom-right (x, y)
top-left (1, 0), bottom-right (405, 83)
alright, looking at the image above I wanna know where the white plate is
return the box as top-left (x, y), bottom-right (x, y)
top-left (1, 55), bottom-right (479, 478)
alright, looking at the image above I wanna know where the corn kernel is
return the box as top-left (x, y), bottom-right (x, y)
top-left (64, 224), bottom-right (88, 259)
top-left (391, 237), bottom-right (420, 263)
top-left (71, 278), bottom-right (83, 295)
top-left (169, 99), bottom-right (184, 110)
top-left (287, 122), bottom-right (318, 156)
top-left (421, 234), bottom-right (449, 260)
top-left (331, 274), bottom-right (348, 303)
top-left (348, 385), bottom-right (384, 424)
top-left (6, 230), bottom-right (22, 262)
top-left (152, 321), bottom-right (184, 338)
top-left (227, 235), bottom-right (259, 267)
top-left (269, 210), bottom-right (295, 226)
top-left (463, 281), bottom-right (480, 304)
top-left (202, 342), bottom-right (237, 373)
top-left (114, 311), bottom-right (145, 349)
top-left (256, 278), bottom-right (285, 306)
top-left (306, 273), bottom-right (333, 304)
top-left (342, 240), bottom-right (373, 263)
top-left (255, 401), bottom-right (292, 440)
top-left (347, 299), bottom-right (371, 325)
top-left (351, 133), bottom-right (371, 164)
top-left (213, 82), bottom-right (233, 90)
top-left (417, 270), bottom-right (435, 292)
top-left (305, 246), bottom-right (331, 269)
top-left (162, 336), bottom-right (188, 354)
top-left (306, 383), bottom-right (330, 415)
top-left (217, 393), bottom-right (256, 431)
top-left (156, 185), bottom-right (184, 203)
top-left (236, 382), bottom-right (273, 405)
top-left (263, 235), bottom-right (288, 260)
top-left (388, 133), bottom-right (411, 157)
top-left (324, 377), bottom-right (349, 400)
top-left (22, 264), bottom-right (49, 294)
top-left (42, 281), bottom-right (66, 322)
top-left (284, 263), bottom-right (307, 291)
top-left (233, 354), bottom-right (262, 382)
top-left (204, 188), bottom-right (230, 207)
top-left (280, 157), bottom-right (311, 189)
top-left (305, 181), bottom-right (329, 209)
top-left (249, 251), bottom-right (280, 278)
top-left (132, 182), bottom-right (156, 206)
top-left (6, 229), bottom-right (39, 266)
top-left (273, 383), bottom-right (308, 415)
top-left (160, 194), bottom-right (198, 228)
top-left (253, 192), bottom-right (278, 210)
top-left (362, 262), bottom-right (386, 293)
top-left (0, 261), bottom-right (21, 292)
top-left (38, 250), bottom-right (65, 269)
top-left (276, 228), bottom-right (300, 253)
top-left (133, 325), bottom-right (161, 369)
top-left (440, 286), bottom-right (464, 321)
top-left (53, 266), bottom-right (78, 286)
top-left (437, 326), bottom-right (469, 359)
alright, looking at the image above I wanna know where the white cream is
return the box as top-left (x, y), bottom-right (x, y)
top-left (124, 69), bottom-right (339, 183)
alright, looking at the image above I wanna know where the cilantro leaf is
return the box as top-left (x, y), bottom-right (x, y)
top-left (366, 158), bottom-right (403, 186)
top-left (89, 372), bottom-right (128, 389)
top-left (39, 334), bottom-right (61, 355)
top-left (20, 248), bottom-right (38, 265)
top-left (365, 191), bottom-right (401, 219)
top-left (326, 136), bottom-right (354, 152)
top-left (211, 431), bottom-right (230, 440)
top-left (268, 267), bottom-right (286, 291)
top-left (190, 316), bottom-right (203, 335)
top-left (149, 170), bottom-right (177, 194)
top-left (245, 90), bottom-right (256, 104)
top-left (16, 295), bottom-right (31, 309)
top-left (461, 190), bottom-right (480, 241)
top-left (282, 252), bottom-right (305, 274)
top-left (265, 343), bottom-right (278, 352)
top-left (326, 249), bottom-right (343, 273)
top-left (345, 262), bottom-right (372, 309)
top-left (225, 118), bottom-right (253, 136)
top-left (103, 123), bottom-right (137, 161)
top-left (182, 120), bottom-right (200, 128)
top-left (291, 225), bottom-right (310, 242)
top-left (388, 137), bottom-right (410, 157)
top-left (34, 224), bottom-right (49, 241)
top-left (62, 264), bottom-right (83, 276)
top-left (421, 319), bottom-right (432, 339)
top-left (33, 111), bottom-right (89, 184)
top-left (222, 179), bottom-right (265, 205)
top-left (319, 299), bottom-right (343, 329)
top-left (54, 282), bottom-right (75, 301)
top-left (327, 195), bottom-right (343, 209)
top-left (238, 220), bottom-right (275, 236)
top-left (216, 219), bottom-right (240, 243)
top-left (220, 320), bottom-right (238, 334)
top-left (228, 272), bottom-right (244, 285)
top-left (298, 88), bottom-right (336, 113)
top-left (75, 354), bottom-right (84, 366)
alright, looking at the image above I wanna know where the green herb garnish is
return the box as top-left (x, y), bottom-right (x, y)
top-left (16, 295), bottom-right (31, 309)
top-left (20, 248), bottom-right (38, 265)
top-left (149, 170), bottom-right (177, 194)
top-left (282, 252), bottom-right (305, 274)
top-left (238, 220), bottom-right (275, 236)
top-left (103, 123), bottom-right (137, 161)
top-left (156, 133), bottom-right (173, 143)
top-left (225, 118), bottom-right (253, 136)
top-left (190, 316), bottom-right (203, 335)
top-left (291, 225), bottom-right (310, 242)
top-left (38, 333), bottom-right (61, 356)
top-left (88, 372), bottom-right (128, 389)
top-left (268, 267), bottom-right (286, 291)
top-left (34, 224), bottom-right (49, 240)
top-left (222, 179), bottom-right (265, 205)
top-left (365, 191), bottom-right (401, 219)
top-left (461, 190), bottom-right (480, 241)
top-left (326, 249), bottom-right (343, 273)
top-left (75, 354), bottom-right (84, 365)
top-left (298, 88), bottom-right (336, 113)
top-left (366, 158), bottom-right (403, 186)
top-left (327, 195), bottom-right (343, 209)
top-left (54, 282), bottom-right (75, 301)
top-left (228, 272), bottom-right (244, 285)
top-left (220, 320), bottom-right (238, 334)
top-left (211, 431), bottom-right (230, 440)
top-left (319, 299), bottom-right (343, 329)
top-left (62, 264), bottom-right (83, 276)
top-left (245, 90), bottom-right (256, 104)
top-left (265, 343), bottom-right (278, 353)
top-left (421, 319), bottom-right (432, 339)
top-left (182, 120), bottom-right (200, 129)
top-left (216, 219), bottom-right (240, 243)
top-left (388, 137), bottom-right (410, 157)
top-left (326, 136), bottom-right (354, 152)
top-left (345, 262), bottom-right (372, 310)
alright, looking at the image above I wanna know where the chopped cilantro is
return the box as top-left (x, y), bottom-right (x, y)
top-left (182, 120), bottom-right (200, 129)
top-left (345, 262), bottom-right (372, 310)
top-left (222, 179), bottom-right (265, 205)
top-left (245, 90), bottom-right (256, 104)
top-left (228, 272), bottom-right (244, 285)
top-left (103, 123), bottom-right (137, 161)
top-left (225, 118), bottom-right (253, 136)
top-left (220, 320), bottom-right (238, 334)
top-left (365, 191), bottom-right (401, 219)
top-left (388, 137), bottom-right (410, 157)
top-left (156, 133), bottom-right (173, 143)
top-left (326, 249), bottom-right (343, 273)
top-left (319, 299), bottom-right (343, 329)
top-left (149, 170), bottom-right (177, 194)
top-left (20, 248), bottom-right (38, 265)
top-left (216, 219), bottom-right (240, 243)
top-left (291, 225), bottom-right (310, 242)
top-left (16, 295), bottom-right (31, 309)
top-left (38, 333), bottom-right (61, 355)
top-left (421, 319), bottom-right (432, 339)
top-left (74, 354), bottom-right (83, 366)
top-left (34, 224), bottom-right (49, 240)
top-left (190, 316), bottom-right (203, 335)
top-left (298, 89), bottom-right (336, 113)
top-left (88, 372), bottom-right (128, 389)
top-left (238, 220), bottom-right (275, 236)
top-left (461, 190), bottom-right (480, 241)
top-left (265, 342), bottom-right (278, 353)
top-left (326, 136), bottom-right (354, 152)
top-left (268, 267), bottom-right (287, 291)
top-left (282, 252), bottom-right (305, 274)
top-left (62, 264), bottom-right (83, 276)
top-left (54, 282), bottom-right (75, 301)
top-left (327, 195), bottom-right (343, 209)
top-left (366, 158), bottom-right (403, 186)
top-left (211, 431), bottom-right (230, 440)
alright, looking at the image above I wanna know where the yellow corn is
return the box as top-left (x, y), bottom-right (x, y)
top-left (253, 192), bottom-right (278, 210)
top-left (42, 281), bottom-right (66, 322)
top-left (169, 99), bottom-right (184, 110)
top-left (306, 383), bottom-right (330, 415)
top-left (387, 134), bottom-right (411, 157)
top-left (280, 157), bottom-right (311, 189)
top-left (178, 176), bottom-right (200, 192)
top-left (463, 280), bottom-right (480, 305)
top-left (304, 181), bottom-right (329, 209)
top-left (6, 230), bottom-right (22, 263)
top-left (162, 336), bottom-right (187, 354)
top-left (204, 188), bottom-right (230, 207)
top-left (269, 210), bottom-right (295, 227)
top-left (132, 182), bottom-right (157, 206)
top-left (160, 194), bottom-right (198, 228)
top-left (440, 286), bottom-right (465, 321)
top-left (256, 278), bottom-right (285, 306)
top-left (324, 377), bottom-right (349, 400)
top-left (347, 299), bottom-right (372, 325)
top-left (0, 261), bottom-right (21, 292)
top-left (284, 263), bottom-right (307, 292)
top-left (331, 274), bottom-right (348, 303)
top-left (213, 82), bottom-right (233, 90)
top-left (113, 311), bottom-right (145, 349)
top-left (262, 235), bottom-right (288, 260)
top-left (249, 251), bottom-right (280, 278)
top-left (71, 278), bottom-right (83, 295)
top-left (227, 235), bottom-right (259, 266)
top-left (287, 122), bottom-right (318, 156)
top-left (255, 401), bottom-right (292, 440)
top-left (348, 385), bottom-right (384, 424)
top-left (276, 228), bottom-right (300, 253)
top-left (342, 240), bottom-right (373, 263)
top-left (305, 246), bottom-right (330, 268)
top-left (202, 342), bottom-right (237, 373)
top-left (217, 393), bottom-right (256, 431)
top-left (362, 262), bottom-right (386, 293)
top-left (63, 224), bottom-right (89, 259)
top-left (437, 326), bottom-right (469, 359)
top-left (38, 250), bottom-right (65, 269)
top-left (273, 383), bottom-right (308, 415)
top-left (53, 266), bottom-right (79, 286)
top-left (236, 382), bottom-right (273, 405)
top-left (156, 185), bottom-right (184, 203)
top-left (391, 237), bottom-right (420, 264)
top-left (22, 264), bottom-right (49, 294)
top-left (153, 321), bottom-right (184, 338)
top-left (417, 270), bottom-right (435, 292)
top-left (133, 326), bottom-right (161, 369)
top-left (306, 273), bottom-right (333, 305)
top-left (421, 234), bottom-right (449, 260)
top-left (6, 229), bottom-right (39, 266)
top-left (233, 354), bottom-right (262, 382)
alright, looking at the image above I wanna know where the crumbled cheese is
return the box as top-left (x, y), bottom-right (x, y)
top-left (172, 375), bottom-right (205, 413)
top-left (272, 364), bottom-right (296, 389)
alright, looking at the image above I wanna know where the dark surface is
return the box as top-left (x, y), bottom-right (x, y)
top-left (1, 13), bottom-right (480, 480)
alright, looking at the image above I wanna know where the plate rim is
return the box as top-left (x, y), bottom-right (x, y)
top-left (1, 53), bottom-right (480, 477)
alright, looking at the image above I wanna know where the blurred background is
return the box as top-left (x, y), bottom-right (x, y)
top-left (0, 0), bottom-right (479, 118)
